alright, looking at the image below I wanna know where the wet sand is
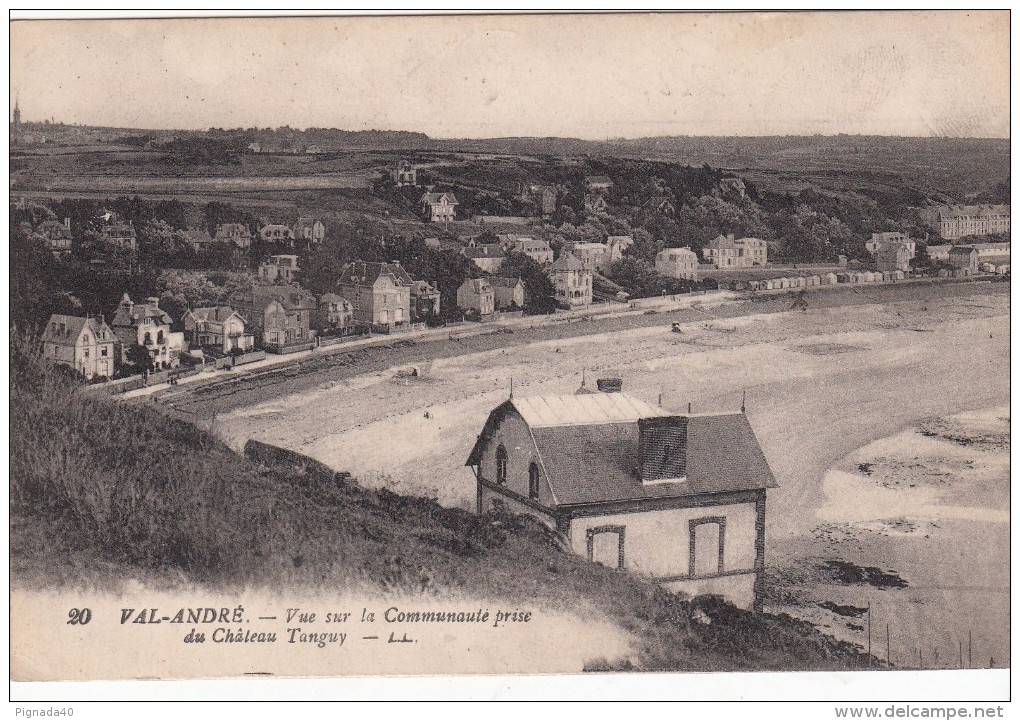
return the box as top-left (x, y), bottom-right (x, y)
top-left (214, 285), bottom-right (1009, 662)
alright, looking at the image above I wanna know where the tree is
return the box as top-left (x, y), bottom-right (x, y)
top-left (125, 344), bottom-right (153, 372)
top-left (497, 252), bottom-right (557, 314)
top-left (155, 270), bottom-right (229, 323)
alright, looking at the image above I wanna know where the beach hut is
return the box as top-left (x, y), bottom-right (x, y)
top-left (862, 271), bottom-right (875, 283)
top-left (892, 270), bottom-right (905, 281)
top-left (822, 272), bottom-right (837, 285)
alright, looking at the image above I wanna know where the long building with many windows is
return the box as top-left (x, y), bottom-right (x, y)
top-left (921, 205), bottom-right (1010, 241)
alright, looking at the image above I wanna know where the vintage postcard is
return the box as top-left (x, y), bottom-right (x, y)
top-left (8, 10), bottom-right (1011, 702)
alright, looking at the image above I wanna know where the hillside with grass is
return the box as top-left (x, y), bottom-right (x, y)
top-left (10, 332), bottom-right (875, 672)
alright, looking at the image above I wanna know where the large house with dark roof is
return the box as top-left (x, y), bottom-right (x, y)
top-left (420, 192), bottom-right (459, 222)
top-left (466, 384), bottom-right (777, 611)
top-left (37, 218), bottom-right (73, 257)
top-left (547, 251), bottom-right (592, 308)
top-left (181, 306), bottom-right (254, 354)
top-left (292, 217), bottom-right (325, 245)
top-left (41, 313), bottom-right (117, 379)
top-left (111, 294), bottom-right (185, 370)
top-left (337, 261), bottom-right (412, 329)
top-left (228, 283), bottom-right (315, 351)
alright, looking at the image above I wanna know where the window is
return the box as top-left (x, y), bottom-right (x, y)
top-left (689, 517), bottom-right (726, 577)
top-left (586, 526), bottom-right (625, 569)
top-left (528, 463), bottom-right (540, 500)
top-left (495, 445), bottom-right (508, 486)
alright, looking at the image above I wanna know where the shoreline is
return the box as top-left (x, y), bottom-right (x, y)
top-left (770, 406), bottom-right (1010, 668)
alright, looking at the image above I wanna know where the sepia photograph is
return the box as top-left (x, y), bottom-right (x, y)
top-left (7, 8), bottom-right (1011, 709)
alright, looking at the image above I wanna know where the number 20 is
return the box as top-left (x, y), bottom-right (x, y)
top-left (67, 608), bottom-right (92, 625)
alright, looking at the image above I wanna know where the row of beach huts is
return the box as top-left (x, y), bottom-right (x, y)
top-left (745, 266), bottom-right (1008, 292)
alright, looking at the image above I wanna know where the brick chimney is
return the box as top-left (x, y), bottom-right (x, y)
top-left (595, 376), bottom-right (623, 393)
top-left (637, 416), bottom-right (689, 483)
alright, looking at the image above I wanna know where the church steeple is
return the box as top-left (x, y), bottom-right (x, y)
top-left (11, 97), bottom-right (21, 146)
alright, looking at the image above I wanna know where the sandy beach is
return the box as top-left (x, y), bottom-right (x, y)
top-left (212, 283), bottom-right (1009, 663)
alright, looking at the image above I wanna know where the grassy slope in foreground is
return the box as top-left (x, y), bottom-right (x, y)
top-left (10, 335), bottom-right (872, 672)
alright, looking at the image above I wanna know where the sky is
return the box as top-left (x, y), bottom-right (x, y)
top-left (9, 11), bottom-right (1011, 139)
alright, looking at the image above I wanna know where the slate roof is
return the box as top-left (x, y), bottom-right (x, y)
top-left (111, 295), bottom-right (173, 328)
top-left (188, 306), bottom-right (240, 323)
top-left (182, 229), bottom-right (217, 246)
top-left (237, 284), bottom-right (316, 312)
top-left (42, 315), bottom-right (112, 346)
top-left (38, 220), bottom-right (72, 239)
top-left (292, 217), bottom-right (321, 233)
top-left (549, 251), bottom-right (586, 272)
top-left (461, 245), bottom-right (505, 260)
top-left (706, 234), bottom-right (739, 250)
top-left (488, 276), bottom-right (523, 289)
top-left (460, 278), bottom-right (493, 295)
top-left (338, 261), bottom-right (413, 286)
top-left (421, 192), bottom-right (459, 206)
top-left (466, 395), bottom-right (777, 507)
top-left (318, 293), bottom-right (352, 307)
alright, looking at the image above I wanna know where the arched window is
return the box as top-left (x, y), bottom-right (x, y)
top-left (495, 445), bottom-right (508, 486)
top-left (528, 462), bottom-right (540, 500)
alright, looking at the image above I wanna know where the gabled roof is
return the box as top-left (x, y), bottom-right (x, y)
top-left (42, 315), bottom-right (112, 346)
top-left (421, 192), bottom-right (459, 206)
top-left (706, 234), bottom-right (739, 250)
top-left (37, 220), bottom-right (72, 239)
top-left (111, 296), bottom-right (173, 328)
top-left (466, 395), bottom-right (777, 506)
top-left (549, 251), bottom-right (586, 272)
top-left (460, 277), bottom-right (493, 294)
top-left (949, 245), bottom-right (979, 254)
top-left (292, 217), bottom-right (321, 231)
top-left (182, 229), bottom-right (216, 244)
top-left (488, 276), bottom-right (524, 289)
top-left (410, 279), bottom-right (440, 295)
top-left (318, 293), bottom-right (352, 306)
top-left (338, 261), bottom-right (413, 287)
top-left (187, 306), bottom-right (241, 323)
top-left (657, 246), bottom-right (698, 260)
top-left (462, 245), bottom-right (505, 260)
top-left (236, 283), bottom-right (316, 312)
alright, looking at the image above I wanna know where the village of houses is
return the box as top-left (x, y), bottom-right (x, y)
top-left (29, 155), bottom-right (1011, 613)
top-left (38, 163), bottom-right (1010, 387)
